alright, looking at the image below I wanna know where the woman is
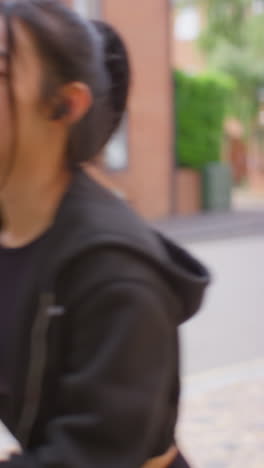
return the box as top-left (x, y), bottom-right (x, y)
top-left (0, 1), bottom-right (209, 467)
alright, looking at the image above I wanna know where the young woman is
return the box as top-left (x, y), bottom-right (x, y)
top-left (0, 1), bottom-right (209, 467)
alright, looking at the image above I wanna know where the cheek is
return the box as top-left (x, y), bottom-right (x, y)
top-left (0, 85), bottom-right (13, 181)
top-left (13, 64), bottom-right (41, 109)
top-left (0, 83), bottom-right (12, 148)
top-left (0, 80), bottom-right (10, 111)
top-left (13, 59), bottom-right (45, 125)
top-left (14, 82), bottom-right (43, 127)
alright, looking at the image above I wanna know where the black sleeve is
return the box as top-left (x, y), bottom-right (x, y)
top-left (1, 274), bottom-right (177, 468)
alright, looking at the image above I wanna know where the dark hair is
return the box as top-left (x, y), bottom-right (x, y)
top-left (91, 20), bottom-right (130, 144)
top-left (0, 0), bottom-right (130, 168)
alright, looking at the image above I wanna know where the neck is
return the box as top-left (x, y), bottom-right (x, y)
top-left (0, 153), bottom-right (72, 248)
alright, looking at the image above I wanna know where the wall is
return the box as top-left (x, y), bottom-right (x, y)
top-left (101, 0), bottom-right (173, 219)
top-left (171, 4), bottom-right (205, 72)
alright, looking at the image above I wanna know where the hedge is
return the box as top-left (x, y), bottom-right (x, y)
top-left (173, 70), bottom-right (235, 170)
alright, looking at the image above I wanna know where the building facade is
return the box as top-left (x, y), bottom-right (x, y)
top-left (172, 1), bottom-right (205, 73)
top-left (65, 0), bottom-right (174, 220)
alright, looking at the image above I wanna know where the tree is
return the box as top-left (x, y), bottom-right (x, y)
top-left (197, 0), bottom-right (264, 134)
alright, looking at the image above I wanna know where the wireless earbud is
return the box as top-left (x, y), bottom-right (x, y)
top-left (50, 101), bottom-right (70, 120)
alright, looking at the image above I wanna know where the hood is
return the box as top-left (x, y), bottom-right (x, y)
top-left (46, 169), bottom-right (210, 328)
top-left (151, 231), bottom-right (210, 326)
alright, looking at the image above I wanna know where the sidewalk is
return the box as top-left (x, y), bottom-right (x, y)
top-left (154, 191), bottom-right (264, 466)
top-left (177, 360), bottom-right (264, 468)
top-left (153, 190), bottom-right (264, 244)
top-left (154, 210), bottom-right (264, 244)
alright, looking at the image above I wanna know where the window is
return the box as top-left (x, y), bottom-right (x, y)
top-left (104, 116), bottom-right (129, 171)
top-left (252, 0), bottom-right (264, 14)
top-left (174, 5), bottom-right (201, 41)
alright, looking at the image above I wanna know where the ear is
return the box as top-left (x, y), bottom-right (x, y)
top-left (59, 82), bottom-right (93, 124)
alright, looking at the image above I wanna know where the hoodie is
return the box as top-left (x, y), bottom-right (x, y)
top-left (1, 169), bottom-right (209, 468)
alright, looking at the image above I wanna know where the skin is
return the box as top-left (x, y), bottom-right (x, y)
top-left (0, 15), bottom-right (178, 468)
top-left (142, 446), bottom-right (178, 468)
top-left (0, 17), bottom-right (91, 248)
top-left (0, 22), bottom-right (12, 184)
top-left (0, 445), bottom-right (178, 467)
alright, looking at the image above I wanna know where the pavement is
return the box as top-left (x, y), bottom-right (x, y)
top-left (176, 235), bottom-right (264, 467)
top-left (153, 202), bottom-right (264, 467)
top-left (177, 360), bottom-right (264, 468)
top-left (153, 209), bottom-right (264, 244)
top-left (153, 189), bottom-right (264, 245)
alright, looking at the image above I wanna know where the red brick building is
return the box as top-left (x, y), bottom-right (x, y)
top-left (65, 0), bottom-right (174, 220)
top-left (172, 2), bottom-right (205, 73)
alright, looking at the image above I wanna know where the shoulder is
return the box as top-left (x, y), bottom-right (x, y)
top-left (53, 169), bottom-right (166, 261)
top-left (52, 171), bottom-right (171, 298)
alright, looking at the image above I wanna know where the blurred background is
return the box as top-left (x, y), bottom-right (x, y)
top-left (67, 1), bottom-right (264, 466)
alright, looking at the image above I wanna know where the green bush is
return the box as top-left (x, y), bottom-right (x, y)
top-left (173, 70), bottom-right (235, 170)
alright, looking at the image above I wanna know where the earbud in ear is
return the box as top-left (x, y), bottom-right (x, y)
top-left (50, 101), bottom-right (70, 120)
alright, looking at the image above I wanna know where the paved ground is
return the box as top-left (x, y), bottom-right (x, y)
top-left (233, 187), bottom-right (264, 212)
top-left (178, 363), bottom-right (264, 467)
top-left (180, 235), bottom-right (264, 377)
top-left (154, 210), bottom-right (264, 244)
top-left (179, 236), bottom-right (264, 376)
top-left (155, 222), bottom-right (264, 467)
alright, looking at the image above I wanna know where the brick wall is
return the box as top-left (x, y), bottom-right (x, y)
top-left (101, 0), bottom-right (173, 219)
top-left (172, 5), bottom-right (205, 72)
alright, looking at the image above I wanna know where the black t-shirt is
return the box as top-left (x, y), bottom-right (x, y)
top-left (0, 234), bottom-right (47, 402)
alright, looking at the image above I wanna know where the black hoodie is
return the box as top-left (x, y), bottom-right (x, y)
top-left (1, 169), bottom-right (209, 468)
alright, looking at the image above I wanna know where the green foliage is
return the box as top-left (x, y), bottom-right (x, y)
top-left (173, 69), bottom-right (235, 169)
top-left (199, 0), bottom-right (251, 50)
top-left (197, 0), bottom-right (264, 132)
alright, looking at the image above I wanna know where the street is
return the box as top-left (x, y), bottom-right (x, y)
top-left (180, 235), bottom-right (264, 376)
top-left (174, 234), bottom-right (264, 467)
